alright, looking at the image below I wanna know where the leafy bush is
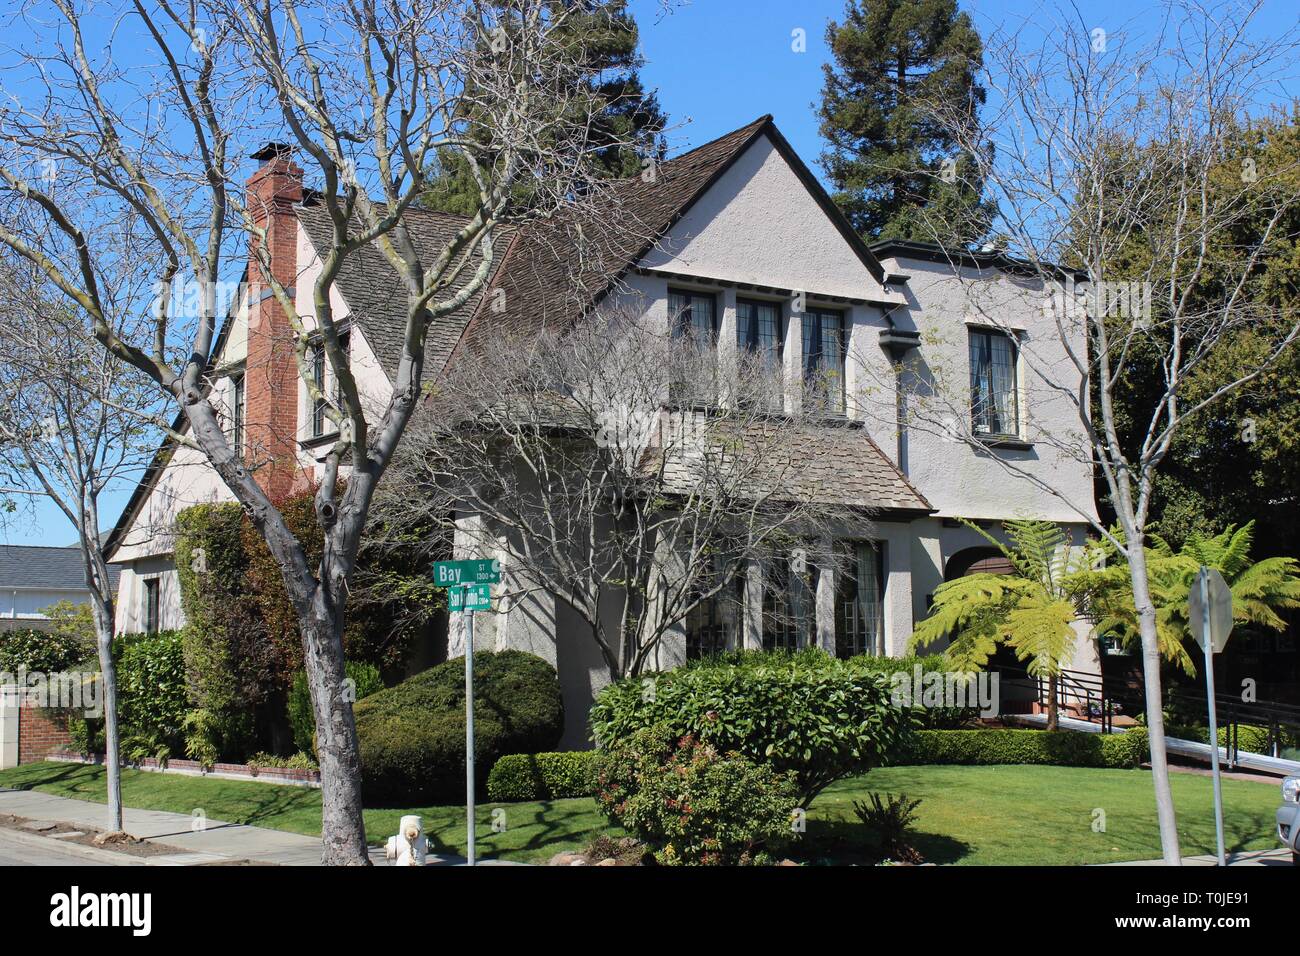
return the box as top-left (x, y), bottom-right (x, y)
top-left (247, 751), bottom-right (319, 772)
top-left (0, 625), bottom-right (87, 674)
top-left (486, 751), bottom-right (598, 801)
top-left (181, 708), bottom-right (253, 770)
top-left (288, 661), bottom-right (384, 754)
top-left (852, 792), bottom-right (924, 863)
top-left (895, 727), bottom-right (1148, 769)
top-left (590, 652), bottom-right (914, 804)
top-left (115, 630), bottom-right (188, 744)
top-left (594, 725), bottom-right (799, 865)
top-left (354, 650), bottom-right (563, 804)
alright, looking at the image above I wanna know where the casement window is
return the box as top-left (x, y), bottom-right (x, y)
top-left (969, 328), bottom-right (1019, 437)
top-left (684, 574), bottom-right (740, 661)
top-left (668, 288), bottom-right (717, 344)
top-left (736, 299), bottom-right (784, 372)
top-left (144, 578), bottom-right (160, 635)
top-left (736, 298), bottom-right (785, 407)
top-left (761, 557), bottom-right (800, 652)
top-left (311, 330), bottom-right (350, 438)
top-left (801, 307), bottom-right (846, 414)
top-left (835, 541), bottom-right (883, 659)
top-left (668, 289), bottom-right (717, 403)
top-left (230, 372), bottom-right (245, 458)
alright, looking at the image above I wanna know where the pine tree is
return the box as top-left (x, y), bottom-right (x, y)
top-left (423, 0), bottom-right (666, 215)
top-left (818, 0), bottom-right (992, 244)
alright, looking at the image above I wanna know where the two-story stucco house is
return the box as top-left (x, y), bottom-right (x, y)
top-left (106, 116), bottom-right (1100, 745)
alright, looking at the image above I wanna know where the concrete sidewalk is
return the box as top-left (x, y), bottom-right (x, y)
top-left (1103, 847), bottom-right (1293, 866)
top-left (0, 788), bottom-right (504, 866)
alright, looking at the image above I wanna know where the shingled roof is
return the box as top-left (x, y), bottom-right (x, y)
top-left (645, 413), bottom-right (931, 514)
top-left (0, 545), bottom-right (122, 592)
top-left (294, 204), bottom-right (514, 378)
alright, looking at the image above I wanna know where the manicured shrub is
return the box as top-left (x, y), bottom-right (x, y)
top-left (354, 650), bottom-right (563, 804)
top-left (288, 661), bottom-right (384, 754)
top-left (590, 652), bottom-right (914, 804)
top-left (115, 630), bottom-right (188, 744)
top-left (895, 726), bottom-right (1148, 769)
top-left (486, 751), bottom-right (598, 802)
top-left (594, 725), bottom-right (799, 865)
top-left (0, 625), bottom-right (87, 674)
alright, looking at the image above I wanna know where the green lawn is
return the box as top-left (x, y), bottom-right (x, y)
top-left (0, 761), bottom-right (1282, 864)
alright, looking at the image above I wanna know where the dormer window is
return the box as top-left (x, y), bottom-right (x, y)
top-left (969, 328), bottom-right (1019, 437)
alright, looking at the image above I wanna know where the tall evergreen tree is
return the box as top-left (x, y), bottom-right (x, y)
top-left (424, 0), bottom-right (666, 215)
top-left (818, 0), bottom-right (991, 244)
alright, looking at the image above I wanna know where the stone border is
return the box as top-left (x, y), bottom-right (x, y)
top-left (49, 752), bottom-right (321, 789)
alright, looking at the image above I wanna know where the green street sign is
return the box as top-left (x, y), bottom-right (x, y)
top-left (432, 558), bottom-right (501, 587)
top-left (448, 584), bottom-right (491, 613)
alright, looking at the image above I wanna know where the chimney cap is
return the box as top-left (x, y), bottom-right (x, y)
top-left (251, 142), bottom-right (293, 162)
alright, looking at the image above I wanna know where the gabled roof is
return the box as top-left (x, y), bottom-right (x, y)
top-left (449, 115), bottom-right (897, 360)
top-left (294, 204), bottom-right (514, 378)
top-left (0, 544), bottom-right (121, 591)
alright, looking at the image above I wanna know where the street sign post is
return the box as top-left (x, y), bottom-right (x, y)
top-left (432, 558), bottom-right (500, 867)
top-left (447, 584), bottom-right (491, 612)
top-left (1189, 565), bottom-right (1234, 866)
top-left (432, 558), bottom-right (501, 587)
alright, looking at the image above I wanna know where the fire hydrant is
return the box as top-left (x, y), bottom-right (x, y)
top-left (384, 815), bottom-right (427, 866)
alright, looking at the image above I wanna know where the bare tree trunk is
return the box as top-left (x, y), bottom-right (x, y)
top-left (299, 595), bottom-right (368, 866)
top-left (1128, 545), bottom-right (1181, 865)
top-left (89, 599), bottom-right (122, 833)
top-left (1047, 678), bottom-right (1059, 732)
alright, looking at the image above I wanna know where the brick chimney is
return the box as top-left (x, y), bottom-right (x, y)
top-left (244, 143), bottom-right (304, 501)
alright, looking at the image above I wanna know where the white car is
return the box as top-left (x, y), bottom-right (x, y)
top-left (1276, 776), bottom-right (1300, 865)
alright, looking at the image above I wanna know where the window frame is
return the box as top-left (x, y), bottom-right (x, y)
top-left (801, 306), bottom-right (847, 414)
top-left (310, 328), bottom-right (350, 439)
top-left (667, 287), bottom-right (718, 344)
top-left (143, 578), bottom-right (160, 635)
top-left (968, 326), bottom-right (1021, 438)
top-left (230, 371), bottom-right (245, 458)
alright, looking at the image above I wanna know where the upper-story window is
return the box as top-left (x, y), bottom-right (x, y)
top-left (801, 307), bottom-right (846, 414)
top-left (230, 372), bottom-right (245, 458)
top-left (311, 329), bottom-right (350, 438)
top-left (736, 299), bottom-right (783, 372)
top-left (144, 578), bottom-right (160, 634)
top-left (668, 289), bottom-right (716, 403)
top-left (969, 328), bottom-right (1019, 437)
top-left (668, 288), bottom-right (717, 345)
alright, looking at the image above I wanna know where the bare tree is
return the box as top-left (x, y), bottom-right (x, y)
top-left (0, 0), bottom-right (642, 863)
top-left (864, 0), bottom-right (1300, 864)
top-left (386, 306), bottom-right (867, 681)
top-left (0, 258), bottom-right (163, 835)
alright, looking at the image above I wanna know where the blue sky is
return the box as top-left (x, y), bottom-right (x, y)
top-left (6, 0), bottom-right (1298, 547)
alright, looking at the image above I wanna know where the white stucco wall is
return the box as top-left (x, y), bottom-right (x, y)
top-left (871, 253), bottom-right (1099, 527)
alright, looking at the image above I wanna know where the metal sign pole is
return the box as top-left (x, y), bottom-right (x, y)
top-left (1201, 569), bottom-right (1226, 866)
top-left (464, 585), bottom-right (476, 867)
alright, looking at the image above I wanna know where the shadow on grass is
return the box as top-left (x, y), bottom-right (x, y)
top-left (797, 817), bottom-right (971, 865)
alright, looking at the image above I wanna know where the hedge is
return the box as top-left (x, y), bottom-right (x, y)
top-left (893, 727), bottom-right (1149, 770)
top-left (115, 630), bottom-right (189, 742)
top-left (484, 727), bottom-right (1151, 802)
top-left (487, 751), bottom-right (598, 802)
top-left (355, 650), bottom-right (563, 804)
